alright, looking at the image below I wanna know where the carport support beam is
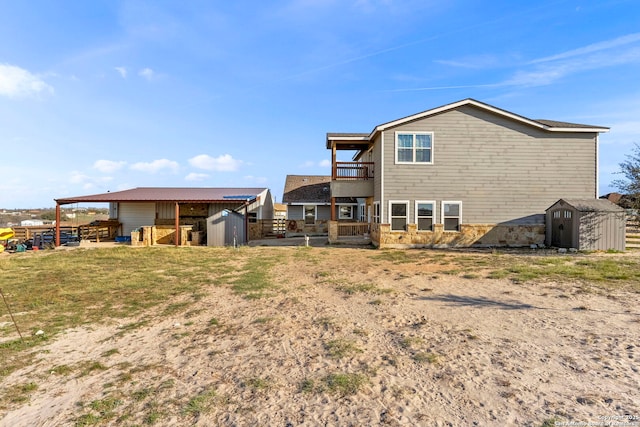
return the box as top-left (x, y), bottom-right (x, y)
top-left (55, 203), bottom-right (61, 247)
top-left (175, 202), bottom-right (180, 247)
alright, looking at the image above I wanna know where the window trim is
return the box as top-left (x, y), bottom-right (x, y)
top-left (442, 201), bottom-right (462, 232)
top-left (415, 200), bottom-right (436, 232)
top-left (373, 202), bottom-right (380, 224)
top-left (304, 204), bottom-right (316, 225)
top-left (389, 200), bottom-right (410, 231)
top-left (394, 131), bottom-right (434, 165)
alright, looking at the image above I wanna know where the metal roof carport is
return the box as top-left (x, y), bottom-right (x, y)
top-left (54, 187), bottom-right (267, 247)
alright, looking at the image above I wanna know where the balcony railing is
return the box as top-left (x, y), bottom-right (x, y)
top-left (333, 162), bottom-right (374, 180)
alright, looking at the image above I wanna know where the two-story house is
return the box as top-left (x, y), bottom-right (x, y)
top-left (326, 98), bottom-right (609, 248)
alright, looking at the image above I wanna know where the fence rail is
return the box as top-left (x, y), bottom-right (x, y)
top-left (337, 222), bottom-right (370, 237)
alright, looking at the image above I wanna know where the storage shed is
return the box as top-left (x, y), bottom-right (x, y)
top-left (546, 199), bottom-right (626, 251)
top-left (207, 209), bottom-right (246, 247)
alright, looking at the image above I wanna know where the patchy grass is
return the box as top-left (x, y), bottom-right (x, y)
top-left (336, 282), bottom-right (393, 295)
top-left (413, 352), bottom-right (440, 364)
top-left (322, 373), bottom-right (368, 396)
top-left (324, 339), bottom-right (363, 359)
top-left (182, 388), bottom-right (217, 417)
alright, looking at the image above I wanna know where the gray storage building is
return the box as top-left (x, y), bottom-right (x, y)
top-left (207, 209), bottom-right (246, 247)
top-left (546, 199), bottom-right (626, 251)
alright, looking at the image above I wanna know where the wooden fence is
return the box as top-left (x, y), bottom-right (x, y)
top-left (337, 222), bottom-right (370, 237)
top-left (11, 220), bottom-right (122, 244)
top-left (628, 218), bottom-right (640, 249)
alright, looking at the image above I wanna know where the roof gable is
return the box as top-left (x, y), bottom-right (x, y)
top-left (374, 99), bottom-right (609, 135)
top-left (327, 99), bottom-right (609, 150)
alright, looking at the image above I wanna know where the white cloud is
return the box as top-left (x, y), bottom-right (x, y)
top-left (130, 159), bottom-right (179, 173)
top-left (189, 154), bottom-right (242, 172)
top-left (0, 64), bottom-right (54, 98)
top-left (435, 54), bottom-right (503, 69)
top-left (299, 159), bottom-right (331, 168)
top-left (69, 171), bottom-right (90, 185)
top-left (115, 67), bottom-right (127, 78)
top-left (93, 159), bottom-right (126, 173)
top-left (530, 32), bottom-right (640, 64)
top-left (504, 34), bottom-right (640, 87)
top-left (185, 172), bottom-right (209, 181)
top-left (68, 171), bottom-right (113, 190)
top-left (138, 68), bottom-right (155, 80)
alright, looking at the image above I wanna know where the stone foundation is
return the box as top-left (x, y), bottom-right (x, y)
top-left (285, 219), bottom-right (329, 237)
top-left (373, 223), bottom-right (545, 248)
top-left (329, 221), bottom-right (545, 248)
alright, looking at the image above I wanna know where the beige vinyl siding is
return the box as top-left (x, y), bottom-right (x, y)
top-left (381, 105), bottom-right (597, 225)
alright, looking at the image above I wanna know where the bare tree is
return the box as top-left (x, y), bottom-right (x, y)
top-left (613, 142), bottom-right (640, 225)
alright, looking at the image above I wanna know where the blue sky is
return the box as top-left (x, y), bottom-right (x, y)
top-left (1, 0), bottom-right (639, 208)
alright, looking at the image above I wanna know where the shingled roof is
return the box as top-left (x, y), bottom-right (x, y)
top-left (282, 176), bottom-right (331, 204)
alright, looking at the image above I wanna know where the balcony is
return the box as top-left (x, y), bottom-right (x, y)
top-left (330, 162), bottom-right (374, 198)
top-left (332, 162), bottom-right (374, 180)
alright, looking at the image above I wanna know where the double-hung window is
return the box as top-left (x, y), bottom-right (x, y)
top-left (389, 201), bottom-right (409, 231)
top-left (373, 202), bottom-right (380, 223)
top-left (339, 205), bottom-right (354, 220)
top-left (442, 201), bottom-right (462, 231)
top-left (395, 132), bottom-right (433, 164)
top-left (416, 201), bottom-right (435, 231)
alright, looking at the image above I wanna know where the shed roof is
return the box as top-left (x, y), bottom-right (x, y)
top-left (548, 198), bottom-right (625, 212)
top-left (55, 187), bottom-right (268, 205)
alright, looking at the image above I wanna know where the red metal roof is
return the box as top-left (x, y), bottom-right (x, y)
top-left (55, 187), bottom-right (268, 205)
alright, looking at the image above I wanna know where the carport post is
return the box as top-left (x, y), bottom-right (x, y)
top-left (55, 203), bottom-right (61, 247)
top-left (175, 202), bottom-right (180, 247)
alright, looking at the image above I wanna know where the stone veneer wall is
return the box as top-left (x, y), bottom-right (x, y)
top-left (330, 222), bottom-right (545, 248)
top-left (285, 219), bottom-right (329, 237)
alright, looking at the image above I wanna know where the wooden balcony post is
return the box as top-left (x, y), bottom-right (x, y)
top-left (331, 197), bottom-right (336, 221)
top-left (332, 145), bottom-right (337, 180)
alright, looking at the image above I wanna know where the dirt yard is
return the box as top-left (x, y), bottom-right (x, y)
top-left (1, 245), bottom-right (639, 426)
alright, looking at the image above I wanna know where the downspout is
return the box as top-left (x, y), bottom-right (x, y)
top-left (55, 203), bottom-right (61, 247)
top-left (174, 202), bottom-right (180, 247)
top-left (380, 131), bottom-right (385, 224)
top-left (595, 134), bottom-right (600, 198)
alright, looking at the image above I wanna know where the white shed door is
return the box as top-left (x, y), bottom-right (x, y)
top-left (119, 203), bottom-right (156, 236)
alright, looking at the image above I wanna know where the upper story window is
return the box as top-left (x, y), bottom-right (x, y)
top-left (395, 132), bottom-right (433, 164)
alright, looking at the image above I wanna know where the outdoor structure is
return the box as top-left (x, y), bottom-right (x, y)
top-left (546, 199), bottom-right (626, 251)
top-left (326, 98), bottom-right (610, 248)
top-left (207, 209), bottom-right (246, 247)
top-left (282, 175), bottom-right (359, 237)
top-left (54, 187), bottom-right (274, 247)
